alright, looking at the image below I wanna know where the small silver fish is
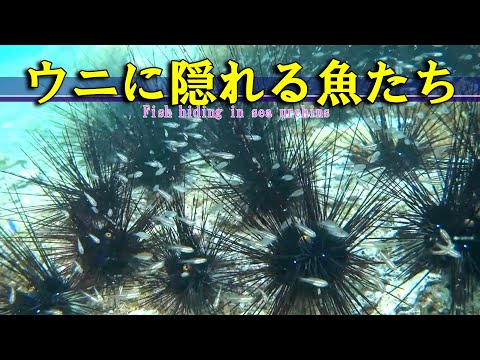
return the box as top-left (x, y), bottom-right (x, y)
top-left (73, 261), bottom-right (83, 274)
top-left (245, 134), bottom-right (261, 141)
top-left (173, 141), bottom-right (188, 148)
top-left (153, 215), bottom-right (175, 228)
top-left (115, 173), bottom-right (129, 184)
top-left (162, 210), bottom-right (177, 218)
top-left (127, 171), bottom-right (143, 179)
top-left (77, 239), bottom-right (85, 255)
top-left (227, 295), bottom-right (255, 303)
top-left (215, 161), bottom-right (229, 170)
top-left (391, 129), bottom-right (405, 140)
top-left (184, 122), bottom-right (199, 130)
top-left (432, 244), bottom-right (462, 259)
top-left (144, 160), bottom-right (162, 168)
top-left (163, 122), bottom-right (180, 128)
top-left (352, 164), bottom-right (366, 172)
top-left (298, 277), bottom-right (329, 288)
top-left (88, 233), bottom-right (101, 244)
top-left (8, 287), bottom-right (15, 304)
top-left (369, 151), bottom-right (381, 163)
top-left (281, 174), bottom-right (295, 181)
top-left (327, 226), bottom-right (350, 238)
top-left (208, 203), bottom-right (224, 214)
top-left (84, 192), bottom-right (97, 207)
top-left (133, 232), bottom-right (151, 241)
top-left (116, 152), bottom-right (128, 163)
top-left (181, 258), bottom-right (208, 265)
top-left (156, 189), bottom-right (173, 202)
top-left (172, 184), bottom-right (188, 193)
top-left (185, 133), bottom-right (204, 139)
top-left (439, 228), bottom-right (452, 245)
top-left (295, 223), bottom-right (317, 238)
top-left (378, 252), bottom-right (396, 270)
top-left (134, 252), bottom-right (153, 261)
top-left (177, 217), bottom-right (195, 226)
top-left (272, 163), bottom-right (281, 170)
top-left (211, 152), bottom-right (235, 160)
top-left (319, 220), bottom-right (338, 229)
top-left (289, 189), bottom-right (304, 198)
top-left (150, 261), bottom-right (165, 270)
top-left (214, 287), bottom-right (222, 308)
top-left (255, 229), bottom-right (278, 243)
top-left (170, 245), bottom-right (195, 253)
top-left (155, 167), bottom-right (166, 176)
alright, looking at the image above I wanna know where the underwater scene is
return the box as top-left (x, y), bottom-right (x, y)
top-left (1, 45), bottom-right (480, 315)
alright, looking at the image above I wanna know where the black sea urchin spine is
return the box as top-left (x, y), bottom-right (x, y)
top-left (386, 105), bottom-right (480, 314)
top-left (139, 191), bottom-right (240, 314)
top-left (347, 103), bottom-right (454, 179)
top-left (196, 121), bottom-right (398, 314)
top-left (0, 197), bottom-right (101, 315)
top-left (193, 113), bottom-right (339, 229)
top-left (3, 124), bottom-right (164, 297)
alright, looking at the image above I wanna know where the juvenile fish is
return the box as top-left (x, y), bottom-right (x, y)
top-left (84, 192), bottom-right (97, 207)
top-left (144, 160), bottom-right (162, 168)
top-left (298, 277), bottom-right (329, 287)
top-left (172, 184), bottom-right (188, 193)
top-left (180, 258), bottom-right (208, 265)
top-left (177, 217), bottom-right (195, 226)
top-left (115, 173), bottom-right (129, 184)
top-left (254, 229), bottom-right (278, 243)
top-left (295, 223), bottom-right (317, 238)
top-left (77, 239), bottom-right (85, 255)
top-left (185, 133), bottom-right (204, 139)
top-left (245, 134), bottom-right (261, 141)
top-left (170, 245), bottom-right (195, 253)
top-left (127, 171), bottom-right (143, 179)
top-left (134, 252), bottom-right (153, 261)
top-left (88, 233), bottom-right (101, 244)
top-left (116, 152), bottom-right (128, 163)
top-left (208, 203), bottom-right (224, 214)
top-left (210, 152), bottom-right (235, 160)
top-left (162, 210), bottom-right (177, 218)
top-left (289, 189), bottom-right (304, 198)
top-left (155, 167), bottom-right (166, 176)
top-left (133, 232), bottom-right (151, 241)
top-left (153, 215), bottom-right (175, 228)
top-left (369, 151), bottom-right (381, 163)
top-left (184, 122), bottom-right (199, 130)
top-left (163, 122), bottom-right (180, 128)
top-left (215, 161), bottom-right (229, 170)
top-left (156, 189), bottom-right (173, 202)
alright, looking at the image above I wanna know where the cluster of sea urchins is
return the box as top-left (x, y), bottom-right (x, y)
top-left (2, 46), bottom-right (480, 315)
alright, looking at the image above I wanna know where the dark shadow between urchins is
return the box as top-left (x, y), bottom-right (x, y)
top-left (138, 192), bottom-right (241, 315)
top-left (0, 196), bottom-right (103, 315)
top-left (346, 102), bottom-right (454, 179)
